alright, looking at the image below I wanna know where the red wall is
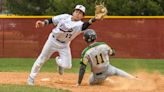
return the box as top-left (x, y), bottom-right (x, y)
top-left (0, 19), bottom-right (3, 57)
top-left (91, 18), bottom-right (164, 59)
top-left (0, 18), bottom-right (164, 59)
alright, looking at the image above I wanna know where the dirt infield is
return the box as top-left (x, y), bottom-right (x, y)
top-left (0, 72), bottom-right (163, 92)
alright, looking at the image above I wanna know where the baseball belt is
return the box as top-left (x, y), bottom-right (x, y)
top-left (52, 35), bottom-right (65, 43)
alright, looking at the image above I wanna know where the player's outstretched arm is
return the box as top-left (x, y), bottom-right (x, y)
top-left (82, 15), bottom-right (106, 31)
top-left (82, 18), bottom-right (97, 31)
top-left (76, 63), bottom-right (87, 86)
top-left (35, 18), bottom-right (53, 28)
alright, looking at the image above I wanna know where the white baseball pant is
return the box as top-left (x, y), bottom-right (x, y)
top-left (29, 33), bottom-right (72, 79)
top-left (89, 64), bottom-right (135, 85)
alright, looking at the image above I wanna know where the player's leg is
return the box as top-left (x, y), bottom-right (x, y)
top-left (89, 73), bottom-right (96, 85)
top-left (55, 56), bottom-right (65, 75)
top-left (56, 46), bottom-right (72, 74)
top-left (27, 36), bottom-right (56, 85)
top-left (89, 73), bottom-right (106, 85)
top-left (107, 64), bottom-right (135, 79)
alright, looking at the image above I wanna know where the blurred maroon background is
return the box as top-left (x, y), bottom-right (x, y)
top-left (0, 18), bottom-right (164, 59)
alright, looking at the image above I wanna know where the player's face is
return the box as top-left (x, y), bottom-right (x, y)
top-left (72, 10), bottom-right (84, 21)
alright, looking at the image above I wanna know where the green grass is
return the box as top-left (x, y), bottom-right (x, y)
top-left (0, 58), bottom-right (163, 73)
top-left (110, 58), bottom-right (164, 73)
top-left (0, 84), bottom-right (69, 92)
top-left (0, 58), bottom-right (163, 92)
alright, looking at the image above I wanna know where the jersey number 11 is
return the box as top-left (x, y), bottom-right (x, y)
top-left (95, 53), bottom-right (104, 65)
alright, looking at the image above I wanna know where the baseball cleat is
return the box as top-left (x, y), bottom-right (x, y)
top-left (57, 65), bottom-right (64, 75)
top-left (27, 76), bottom-right (34, 86)
top-left (55, 56), bottom-right (64, 75)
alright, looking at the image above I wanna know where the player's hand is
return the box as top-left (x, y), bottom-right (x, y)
top-left (95, 3), bottom-right (108, 20)
top-left (95, 15), bottom-right (104, 20)
top-left (35, 20), bottom-right (45, 28)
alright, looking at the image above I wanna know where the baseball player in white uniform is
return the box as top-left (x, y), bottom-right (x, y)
top-left (27, 5), bottom-right (99, 85)
top-left (76, 29), bottom-right (136, 86)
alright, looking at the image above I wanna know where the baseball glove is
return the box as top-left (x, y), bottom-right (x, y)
top-left (95, 3), bottom-right (108, 20)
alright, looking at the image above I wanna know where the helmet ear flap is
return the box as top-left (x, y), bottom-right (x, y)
top-left (88, 38), bottom-right (91, 42)
top-left (91, 34), bottom-right (96, 41)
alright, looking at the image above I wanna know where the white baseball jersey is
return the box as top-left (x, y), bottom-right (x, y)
top-left (81, 42), bottom-right (111, 73)
top-left (51, 14), bottom-right (84, 45)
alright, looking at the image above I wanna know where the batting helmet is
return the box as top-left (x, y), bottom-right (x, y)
top-left (83, 29), bottom-right (97, 43)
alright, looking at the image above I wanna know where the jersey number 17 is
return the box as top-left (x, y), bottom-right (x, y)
top-left (65, 34), bottom-right (72, 38)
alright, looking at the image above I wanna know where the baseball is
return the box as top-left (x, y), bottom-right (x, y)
top-left (101, 8), bottom-right (105, 12)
